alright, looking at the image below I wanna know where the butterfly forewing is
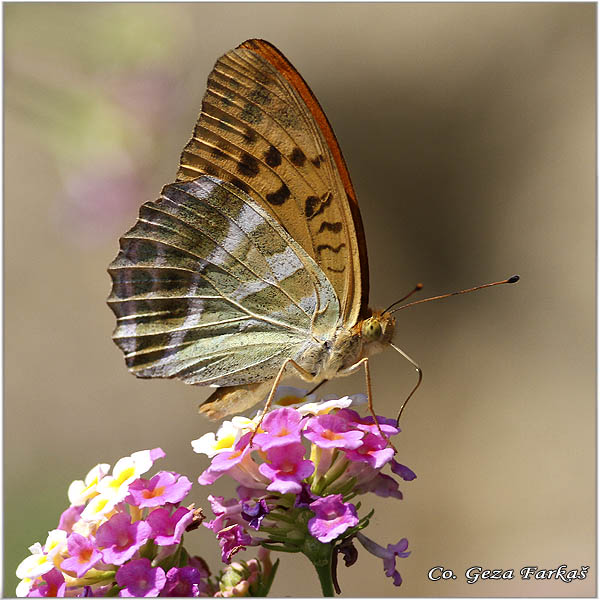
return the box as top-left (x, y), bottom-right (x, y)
top-left (177, 39), bottom-right (368, 325)
top-left (108, 176), bottom-right (339, 385)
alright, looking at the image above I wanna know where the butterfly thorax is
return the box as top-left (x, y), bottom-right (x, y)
top-left (298, 310), bottom-right (396, 381)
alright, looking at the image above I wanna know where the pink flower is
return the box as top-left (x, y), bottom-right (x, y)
top-left (344, 433), bottom-right (394, 469)
top-left (304, 414), bottom-right (364, 450)
top-left (204, 495), bottom-right (244, 534)
top-left (115, 558), bottom-right (166, 597)
top-left (57, 505), bottom-right (84, 534)
top-left (147, 507), bottom-right (194, 546)
top-left (60, 533), bottom-right (102, 578)
top-left (253, 408), bottom-right (304, 450)
top-left (258, 443), bottom-right (314, 494)
top-left (127, 472), bottom-right (192, 508)
top-left (216, 524), bottom-right (254, 564)
top-left (307, 495), bottom-right (358, 543)
top-left (337, 409), bottom-right (399, 437)
top-left (96, 513), bottom-right (152, 565)
top-left (27, 569), bottom-right (65, 597)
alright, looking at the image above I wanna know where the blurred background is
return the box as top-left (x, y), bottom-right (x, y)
top-left (4, 3), bottom-right (595, 596)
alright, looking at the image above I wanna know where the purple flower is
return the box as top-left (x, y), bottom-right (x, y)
top-left (216, 524), bottom-right (254, 564)
top-left (294, 483), bottom-right (318, 508)
top-left (241, 499), bottom-right (269, 530)
top-left (116, 558), bottom-right (166, 597)
top-left (258, 443), bottom-right (314, 494)
top-left (391, 460), bottom-right (417, 481)
top-left (308, 495), bottom-right (358, 543)
top-left (304, 414), bottom-right (364, 450)
top-left (147, 506), bottom-right (194, 546)
top-left (96, 512), bottom-right (152, 565)
top-left (57, 505), bottom-right (84, 534)
top-left (253, 408), bottom-right (304, 450)
top-left (187, 555), bottom-right (211, 579)
top-left (357, 415), bottom-right (399, 437)
top-left (60, 533), bottom-right (102, 578)
top-left (344, 433), bottom-right (394, 469)
top-left (356, 532), bottom-right (410, 586)
top-left (27, 569), bottom-right (65, 597)
top-left (204, 495), bottom-right (244, 535)
top-left (160, 566), bottom-right (202, 597)
top-left (127, 472), bottom-right (192, 508)
top-left (356, 473), bottom-right (404, 500)
top-left (337, 409), bottom-right (399, 437)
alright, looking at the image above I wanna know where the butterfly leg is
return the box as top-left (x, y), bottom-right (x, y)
top-left (362, 358), bottom-right (398, 453)
top-left (249, 358), bottom-right (316, 446)
top-left (343, 357), bottom-right (397, 452)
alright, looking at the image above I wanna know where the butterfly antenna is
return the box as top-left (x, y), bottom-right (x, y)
top-left (390, 343), bottom-right (423, 426)
top-left (383, 283), bottom-right (424, 314)
top-left (388, 275), bottom-right (520, 314)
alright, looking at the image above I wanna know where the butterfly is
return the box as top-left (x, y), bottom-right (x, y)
top-left (107, 39), bottom-right (517, 422)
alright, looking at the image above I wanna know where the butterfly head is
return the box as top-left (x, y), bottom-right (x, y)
top-left (360, 311), bottom-right (396, 350)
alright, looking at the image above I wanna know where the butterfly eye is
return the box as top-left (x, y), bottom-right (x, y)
top-left (361, 318), bottom-right (382, 342)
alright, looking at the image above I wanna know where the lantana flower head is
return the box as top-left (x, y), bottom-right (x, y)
top-left (15, 448), bottom-right (205, 598)
top-left (193, 389), bottom-right (415, 591)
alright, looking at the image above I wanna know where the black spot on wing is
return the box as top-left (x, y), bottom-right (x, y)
top-left (264, 145), bottom-right (282, 168)
top-left (242, 128), bottom-right (258, 143)
top-left (305, 192), bottom-right (332, 220)
top-left (305, 196), bottom-right (319, 218)
top-left (229, 177), bottom-right (251, 194)
top-left (290, 147), bottom-right (306, 167)
top-left (316, 243), bottom-right (346, 254)
top-left (211, 146), bottom-right (226, 159)
top-left (236, 153), bottom-right (260, 178)
top-left (311, 154), bottom-right (324, 168)
top-left (318, 221), bottom-right (343, 234)
top-left (266, 183), bottom-right (291, 205)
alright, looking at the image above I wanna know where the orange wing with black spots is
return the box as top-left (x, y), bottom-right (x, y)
top-left (176, 39), bottom-right (369, 326)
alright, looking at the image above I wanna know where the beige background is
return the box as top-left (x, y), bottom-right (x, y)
top-left (4, 3), bottom-right (595, 597)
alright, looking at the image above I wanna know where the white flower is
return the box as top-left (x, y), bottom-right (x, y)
top-left (43, 529), bottom-right (67, 559)
top-left (95, 448), bottom-right (163, 504)
top-left (192, 417), bottom-right (256, 458)
top-left (16, 577), bottom-right (33, 597)
top-left (297, 393), bottom-right (367, 416)
top-left (16, 545), bottom-right (52, 580)
top-left (67, 463), bottom-right (110, 506)
top-left (80, 490), bottom-right (118, 522)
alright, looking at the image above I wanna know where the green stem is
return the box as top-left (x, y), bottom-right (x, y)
top-left (303, 540), bottom-right (335, 597)
top-left (313, 555), bottom-right (335, 597)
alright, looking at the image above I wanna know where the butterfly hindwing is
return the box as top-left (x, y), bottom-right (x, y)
top-left (177, 39), bottom-right (369, 326)
top-left (108, 176), bottom-right (339, 386)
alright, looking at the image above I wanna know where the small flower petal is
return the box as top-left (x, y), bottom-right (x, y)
top-left (307, 495), bottom-right (358, 543)
top-left (116, 558), bottom-right (166, 597)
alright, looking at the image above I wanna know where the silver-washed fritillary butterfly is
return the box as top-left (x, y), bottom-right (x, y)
top-left (108, 39), bottom-right (518, 421)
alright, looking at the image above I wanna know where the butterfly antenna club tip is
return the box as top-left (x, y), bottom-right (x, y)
top-left (508, 275), bottom-right (520, 283)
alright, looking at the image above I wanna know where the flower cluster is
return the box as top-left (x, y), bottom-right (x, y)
top-left (15, 448), bottom-right (210, 597)
top-left (192, 388), bottom-right (415, 591)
